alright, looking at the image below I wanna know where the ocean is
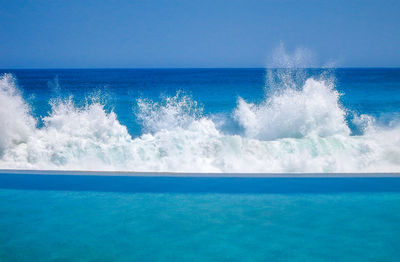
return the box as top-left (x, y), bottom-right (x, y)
top-left (0, 173), bottom-right (400, 261)
top-left (1, 68), bottom-right (400, 261)
top-left (0, 68), bottom-right (400, 172)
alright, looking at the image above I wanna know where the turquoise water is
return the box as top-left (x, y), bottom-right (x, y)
top-left (1, 67), bottom-right (400, 259)
top-left (1, 175), bottom-right (400, 261)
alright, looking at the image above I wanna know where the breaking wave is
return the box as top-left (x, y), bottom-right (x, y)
top-left (1, 72), bottom-right (400, 173)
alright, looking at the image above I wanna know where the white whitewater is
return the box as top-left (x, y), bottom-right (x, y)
top-left (1, 72), bottom-right (400, 173)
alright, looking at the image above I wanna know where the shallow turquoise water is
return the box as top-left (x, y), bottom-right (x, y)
top-left (1, 188), bottom-right (400, 261)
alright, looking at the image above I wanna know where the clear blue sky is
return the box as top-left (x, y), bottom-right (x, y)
top-left (0, 0), bottom-right (399, 68)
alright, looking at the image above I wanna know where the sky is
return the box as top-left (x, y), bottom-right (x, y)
top-left (0, 0), bottom-right (399, 68)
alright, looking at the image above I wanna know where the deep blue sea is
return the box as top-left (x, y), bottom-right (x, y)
top-left (1, 68), bottom-right (400, 172)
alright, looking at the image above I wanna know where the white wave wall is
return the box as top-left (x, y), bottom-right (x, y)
top-left (234, 78), bottom-right (350, 140)
top-left (0, 73), bottom-right (400, 173)
top-left (0, 75), bottom-right (36, 157)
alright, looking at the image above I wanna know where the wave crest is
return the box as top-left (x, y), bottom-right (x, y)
top-left (0, 73), bottom-right (400, 173)
top-left (0, 74), bottom-right (36, 156)
top-left (136, 92), bottom-right (203, 133)
top-left (234, 78), bottom-right (350, 140)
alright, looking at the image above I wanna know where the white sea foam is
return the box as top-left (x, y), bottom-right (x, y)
top-left (233, 78), bottom-right (350, 140)
top-left (0, 74), bottom-right (36, 156)
top-left (136, 92), bottom-right (203, 133)
top-left (0, 73), bottom-right (400, 173)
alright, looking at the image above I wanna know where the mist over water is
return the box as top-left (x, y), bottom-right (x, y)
top-left (1, 49), bottom-right (400, 172)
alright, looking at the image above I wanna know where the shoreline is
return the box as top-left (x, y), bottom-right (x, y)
top-left (1, 169), bottom-right (400, 177)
